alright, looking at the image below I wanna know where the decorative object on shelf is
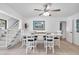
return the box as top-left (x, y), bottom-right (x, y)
top-left (33, 21), bottom-right (45, 30)
top-left (0, 19), bottom-right (7, 29)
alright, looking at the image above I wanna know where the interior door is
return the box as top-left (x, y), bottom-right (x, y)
top-left (60, 21), bottom-right (66, 40)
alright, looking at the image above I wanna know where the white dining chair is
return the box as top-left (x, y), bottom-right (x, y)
top-left (54, 31), bottom-right (61, 48)
top-left (44, 34), bottom-right (54, 54)
top-left (26, 35), bottom-right (36, 54)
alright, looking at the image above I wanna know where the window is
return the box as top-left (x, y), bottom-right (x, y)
top-left (76, 20), bottom-right (79, 32)
top-left (0, 19), bottom-right (7, 29)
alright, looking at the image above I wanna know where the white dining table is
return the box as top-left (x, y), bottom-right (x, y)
top-left (22, 32), bottom-right (61, 47)
top-left (21, 32), bottom-right (62, 54)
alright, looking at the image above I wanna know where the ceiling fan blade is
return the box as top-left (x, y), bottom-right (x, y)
top-left (34, 9), bottom-right (43, 11)
top-left (43, 3), bottom-right (49, 12)
top-left (45, 4), bottom-right (48, 9)
top-left (39, 13), bottom-right (43, 16)
top-left (44, 3), bottom-right (52, 11)
top-left (50, 9), bottom-right (61, 11)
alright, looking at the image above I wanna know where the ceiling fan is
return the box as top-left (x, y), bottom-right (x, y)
top-left (34, 3), bottom-right (61, 16)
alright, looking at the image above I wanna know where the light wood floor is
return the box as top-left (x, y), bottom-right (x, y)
top-left (0, 40), bottom-right (79, 55)
top-left (0, 42), bottom-right (26, 55)
top-left (55, 40), bottom-right (79, 55)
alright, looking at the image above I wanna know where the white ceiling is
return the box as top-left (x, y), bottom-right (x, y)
top-left (5, 3), bottom-right (79, 18)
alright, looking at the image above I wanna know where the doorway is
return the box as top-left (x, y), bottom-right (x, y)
top-left (60, 21), bottom-right (66, 40)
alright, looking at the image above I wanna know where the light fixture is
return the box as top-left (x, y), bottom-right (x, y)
top-left (43, 12), bottom-right (50, 16)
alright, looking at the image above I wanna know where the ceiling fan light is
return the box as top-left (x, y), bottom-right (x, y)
top-left (43, 12), bottom-right (49, 16)
top-left (47, 5), bottom-right (50, 10)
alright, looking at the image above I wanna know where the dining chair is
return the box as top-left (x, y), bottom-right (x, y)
top-left (26, 35), bottom-right (36, 54)
top-left (54, 35), bottom-right (60, 48)
top-left (34, 35), bottom-right (38, 45)
top-left (43, 34), bottom-right (54, 54)
top-left (54, 31), bottom-right (61, 48)
top-left (22, 35), bottom-right (27, 47)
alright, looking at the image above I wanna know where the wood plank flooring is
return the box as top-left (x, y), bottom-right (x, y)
top-left (55, 40), bottom-right (79, 55)
top-left (0, 40), bottom-right (79, 55)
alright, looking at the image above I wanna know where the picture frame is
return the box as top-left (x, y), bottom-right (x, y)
top-left (33, 21), bottom-right (45, 30)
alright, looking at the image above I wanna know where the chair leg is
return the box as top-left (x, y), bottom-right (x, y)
top-left (21, 40), bottom-right (24, 47)
top-left (46, 47), bottom-right (47, 54)
top-left (58, 40), bottom-right (60, 48)
top-left (32, 47), bottom-right (34, 54)
top-left (53, 47), bottom-right (54, 54)
top-left (26, 47), bottom-right (28, 54)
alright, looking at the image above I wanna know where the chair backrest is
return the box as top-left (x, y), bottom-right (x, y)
top-left (46, 35), bottom-right (54, 42)
top-left (26, 36), bottom-right (34, 41)
top-left (44, 34), bottom-right (54, 47)
top-left (26, 35), bottom-right (35, 47)
top-left (34, 36), bottom-right (38, 41)
top-left (43, 35), bottom-right (46, 40)
top-left (54, 31), bottom-right (61, 39)
top-left (43, 33), bottom-right (54, 41)
top-left (56, 31), bottom-right (62, 36)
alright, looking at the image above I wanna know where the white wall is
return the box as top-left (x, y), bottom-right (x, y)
top-left (0, 12), bottom-right (10, 20)
top-left (7, 17), bottom-right (18, 29)
top-left (66, 13), bottom-right (79, 45)
top-left (0, 4), bottom-right (23, 20)
top-left (22, 16), bottom-right (66, 35)
top-left (0, 4), bottom-right (24, 29)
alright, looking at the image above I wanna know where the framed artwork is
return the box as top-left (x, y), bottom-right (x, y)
top-left (33, 21), bottom-right (45, 30)
top-left (76, 19), bottom-right (79, 32)
top-left (0, 19), bottom-right (7, 29)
